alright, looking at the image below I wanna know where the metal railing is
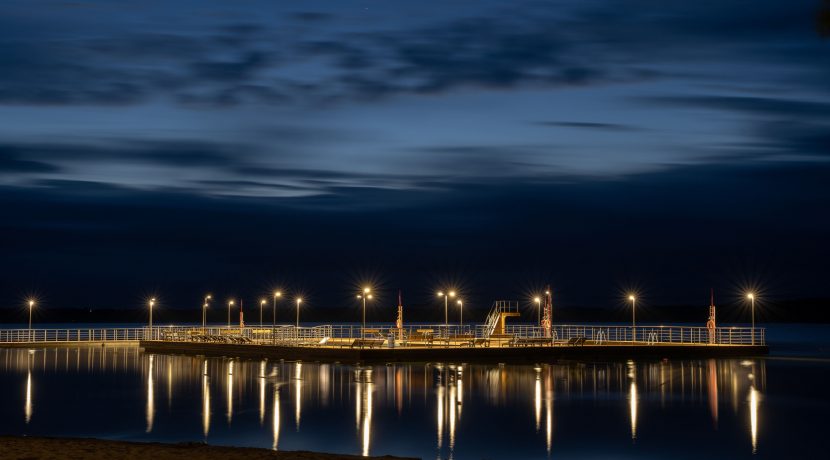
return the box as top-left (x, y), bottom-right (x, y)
top-left (0, 323), bottom-right (765, 346)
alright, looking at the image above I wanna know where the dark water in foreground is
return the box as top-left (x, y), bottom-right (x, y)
top-left (2, 326), bottom-right (830, 459)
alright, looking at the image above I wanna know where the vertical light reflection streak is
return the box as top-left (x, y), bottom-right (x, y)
top-left (24, 352), bottom-right (33, 424)
top-left (146, 355), bottom-right (155, 433)
top-left (750, 385), bottom-right (759, 454)
top-left (259, 360), bottom-right (266, 425)
top-left (436, 366), bottom-right (445, 453)
top-left (534, 368), bottom-right (542, 432)
top-left (202, 360), bottom-right (210, 439)
top-left (448, 377), bottom-right (456, 458)
top-left (294, 362), bottom-right (302, 431)
top-left (167, 358), bottom-right (172, 410)
top-left (707, 359), bottom-right (719, 428)
top-left (272, 386), bottom-right (281, 450)
top-left (628, 361), bottom-right (637, 441)
top-left (226, 360), bottom-right (234, 424)
top-left (545, 366), bottom-right (553, 455)
top-left (361, 369), bottom-right (374, 457)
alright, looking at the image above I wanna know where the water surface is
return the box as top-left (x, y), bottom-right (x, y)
top-left (2, 327), bottom-right (829, 459)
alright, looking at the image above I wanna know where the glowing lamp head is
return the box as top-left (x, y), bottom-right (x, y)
top-left (274, 291), bottom-right (282, 298)
top-left (747, 293), bottom-right (755, 300)
top-left (28, 299), bottom-right (35, 308)
top-left (206, 294), bottom-right (212, 300)
top-left (628, 295), bottom-right (636, 301)
top-left (534, 297), bottom-right (541, 303)
top-left (149, 298), bottom-right (156, 307)
top-left (260, 299), bottom-right (266, 305)
top-left (228, 300), bottom-right (234, 306)
top-left (437, 291), bottom-right (444, 297)
top-left (457, 299), bottom-right (462, 305)
top-left (448, 291), bottom-right (456, 298)
top-left (367, 294), bottom-right (373, 300)
top-left (363, 287), bottom-right (371, 294)
top-left (296, 298), bottom-right (303, 304)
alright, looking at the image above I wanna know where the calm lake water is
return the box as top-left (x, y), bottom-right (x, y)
top-left (1, 325), bottom-right (829, 459)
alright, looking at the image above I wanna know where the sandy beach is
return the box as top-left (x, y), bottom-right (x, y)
top-left (0, 437), bottom-right (418, 460)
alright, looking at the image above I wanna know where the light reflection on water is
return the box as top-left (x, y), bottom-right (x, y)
top-left (0, 346), bottom-right (810, 459)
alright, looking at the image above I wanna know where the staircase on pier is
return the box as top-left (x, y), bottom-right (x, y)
top-left (483, 300), bottom-right (521, 337)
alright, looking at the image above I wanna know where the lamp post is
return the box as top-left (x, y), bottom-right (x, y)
top-left (457, 299), bottom-right (463, 328)
top-left (202, 295), bottom-right (211, 331)
top-left (357, 287), bottom-right (372, 338)
top-left (272, 291), bottom-right (281, 328)
top-left (28, 300), bottom-right (35, 341)
top-left (747, 293), bottom-right (756, 345)
top-left (534, 297), bottom-right (541, 326)
top-left (260, 299), bottom-right (266, 328)
top-left (628, 295), bottom-right (636, 343)
top-left (227, 300), bottom-right (234, 328)
top-left (437, 291), bottom-right (456, 327)
top-left (295, 298), bottom-right (302, 328)
top-left (149, 298), bottom-right (156, 340)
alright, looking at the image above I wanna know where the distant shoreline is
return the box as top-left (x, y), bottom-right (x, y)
top-left (0, 436), bottom-right (417, 460)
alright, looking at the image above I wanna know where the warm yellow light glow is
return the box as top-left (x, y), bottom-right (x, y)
top-left (296, 298), bottom-right (303, 304)
top-left (448, 291), bottom-right (456, 297)
top-left (228, 300), bottom-right (234, 306)
top-left (28, 300), bottom-right (35, 308)
top-left (437, 291), bottom-right (444, 297)
top-left (747, 293), bottom-right (755, 300)
top-left (274, 291), bottom-right (282, 298)
top-left (206, 294), bottom-right (212, 300)
top-left (628, 295), bottom-right (636, 301)
top-left (363, 287), bottom-right (371, 294)
top-left (260, 299), bottom-right (266, 305)
top-left (545, 290), bottom-right (550, 295)
top-left (146, 355), bottom-right (155, 433)
top-left (367, 294), bottom-right (373, 300)
top-left (534, 297), bottom-right (541, 303)
top-left (149, 298), bottom-right (156, 307)
top-left (457, 300), bottom-right (462, 305)
top-left (750, 385), bottom-right (759, 453)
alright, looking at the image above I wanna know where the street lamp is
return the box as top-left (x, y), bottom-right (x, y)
top-left (272, 291), bottom-right (282, 328)
top-left (747, 293), bottom-right (756, 345)
top-left (260, 299), bottom-right (266, 328)
top-left (534, 297), bottom-right (541, 326)
top-left (27, 299), bottom-right (35, 341)
top-left (227, 300), bottom-right (235, 328)
top-left (457, 299), bottom-right (463, 327)
top-left (628, 295), bottom-right (636, 343)
top-left (357, 287), bottom-right (373, 338)
top-left (202, 294), bottom-right (211, 331)
top-left (295, 298), bottom-right (303, 328)
top-left (437, 291), bottom-right (456, 327)
top-left (149, 298), bottom-right (156, 340)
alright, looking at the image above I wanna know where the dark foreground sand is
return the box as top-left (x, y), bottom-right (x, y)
top-left (0, 437), bottom-right (418, 460)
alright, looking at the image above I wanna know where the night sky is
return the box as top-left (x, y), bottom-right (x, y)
top-left (1, 1), bottom-right (829, 317)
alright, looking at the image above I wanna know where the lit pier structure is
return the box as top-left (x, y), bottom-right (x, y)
top-left (1, 297), bottom-right (767, 362)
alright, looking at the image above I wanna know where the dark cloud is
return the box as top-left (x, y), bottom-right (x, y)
top-left (536, 121), bottom-right (639, 131)
top-left (0, 146), bottom-right (62, 173)
top-left (641, 95), bottom-right (830, 118)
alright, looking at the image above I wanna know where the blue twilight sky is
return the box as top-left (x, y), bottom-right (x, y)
top-left (1, 0), bottom-right (829, 313)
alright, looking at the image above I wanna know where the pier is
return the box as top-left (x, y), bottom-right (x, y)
top-left (0, 322), bottom-right (767, 362)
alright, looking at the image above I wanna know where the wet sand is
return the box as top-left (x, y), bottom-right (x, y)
top-left (0, 436), bottom-right (418, 460)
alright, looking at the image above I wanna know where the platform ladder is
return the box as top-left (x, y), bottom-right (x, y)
top-left (483, 300), bottom-right (521, 338)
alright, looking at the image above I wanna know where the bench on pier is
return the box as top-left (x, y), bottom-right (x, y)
top-left (511, 337), bottom-right (554, 347)
top-left (361, 328), bottom-right (384, 339)
top-left (406, 329), bottom-right (435, 346)
top-left (448, 333), bottom-right (476, 347)
top-left (566, 337), bottom-right (587, 346)
top-left (350, 338), bottom-right (386, 349)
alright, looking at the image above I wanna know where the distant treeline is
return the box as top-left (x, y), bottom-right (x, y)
top-left (0, 298), bottom-right (827, 325)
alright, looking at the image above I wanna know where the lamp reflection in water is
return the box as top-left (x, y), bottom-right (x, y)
top-left (707, 359), bottom-right (719, 428)
top-left (628, 361), bottom-right (638, 441)
top-left (749, 385), bottom-right (759, 453)
top-left (436, 365), bottom-right (444, 452)
top-left (545, 366), bottom-right (553, 455)
top-left (534, 367), bottom-right (542, 432)
top-left (259, 360), bottom-right (266, 425)
top-left (272, 383), bottom-right (281, 450)
top-left (202, 360), bottom-right (211, 439)
top-left (294, 361), bottom-right (303, 431)
top-left (25, 350), bottom-right (33, 424)
top-left (226, 360), bottom-right (234, 424)
top-left (146, 355), bottom-right (155, 433)
top-left (357, 369), bottom-right (374, 457)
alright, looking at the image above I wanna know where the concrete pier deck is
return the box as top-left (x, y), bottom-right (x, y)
top-left (140, 340), bottom-right (769, 363)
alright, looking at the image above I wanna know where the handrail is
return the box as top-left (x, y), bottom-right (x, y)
top-left (0, 323), bottom-right (765, 346)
